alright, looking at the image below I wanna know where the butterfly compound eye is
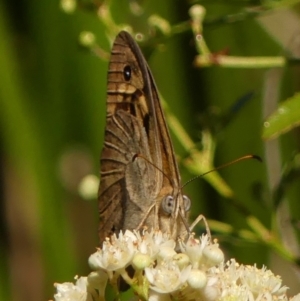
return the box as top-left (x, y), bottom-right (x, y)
top-left (123, 65), bottom-right (131, 81)
top-left (161, 195), bottom-right (174, 215)
top-left (183, 195), bottom-right (191, 212)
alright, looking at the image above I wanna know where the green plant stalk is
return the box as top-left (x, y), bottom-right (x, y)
top-left (195, 55), bottom-right (286, 68)
top-left (247, 216), bottom-right (298, 263)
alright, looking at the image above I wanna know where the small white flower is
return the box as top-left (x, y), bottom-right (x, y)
top-left (145, 260), bottom-right (191, 293)
top-left (54, 277), bottom-right (92, 301)
top-left (135, 229), bottom-right (177, 262)
top-left (52, 230), bottom-right (300, 301)
top-left (144, 230), bottom-right (175, 247)
top-left (88, 231), bottom-right (136, 271)
top-left (215, 259), bottom-right (240, 284)
top-left (135, 230), bottom-right (160, 258)
top-left (240, 264), bottom-right (288, 296)
top-left (181, 234), bottom-right (209, 268)
top-left (218, 283), bottom-right (251, 301)
top-left (148, 229), bottom-right (174, 247)
top-left (157, 245), bottom-right (177, 263)
top-left (207, 259), bottom-right (290, 301)
top-left (122, 229), bottom-right (138, 241)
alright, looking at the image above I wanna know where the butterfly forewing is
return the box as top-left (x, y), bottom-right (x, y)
top-left (98, 31), bottom-right (188, 244)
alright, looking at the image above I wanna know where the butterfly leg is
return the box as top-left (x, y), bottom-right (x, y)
top-left (135, 202), bottom-right (156, 231)
top-left (189, 214), bottom-right (211, 240)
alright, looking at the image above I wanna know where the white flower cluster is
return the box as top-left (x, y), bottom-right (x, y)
top-left (53, 230), bottom-right (300, 301)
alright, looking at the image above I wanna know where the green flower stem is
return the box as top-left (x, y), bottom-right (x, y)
top-left (170, 21), bottom-right (191, 36)
top-left (189, 5), bottom-right (211, 56)
top-left (210, 216), bottom-right (299, 263)
top-left (162, 97), bottom-right (234, 198)
top-left (118, 268), bottom-right (148, 300)
top-left (247, 216), bottom-right (298, 263)
top-left (98, 1), bottom-right (130, 39)
top-left (195, 55), bottom-right (286, 68)
top-left (264, 0), bottom-right (300, 10)
top-left (89, 285), bottom-right (104, 301)
top-left (162, 94), bottom-right (298, 265)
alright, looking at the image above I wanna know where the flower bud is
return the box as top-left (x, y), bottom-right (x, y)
top-left (187, 269), bottom-right (207, 290)
top-left (172, 253), bottom-right (190, 270)
top-left (202, 244), bottom-right (224, 267)
top-left (132, 253), bottom-right (152, 270)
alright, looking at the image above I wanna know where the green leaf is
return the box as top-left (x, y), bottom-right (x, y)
top-left (262, 93), bottom-right (300, 140)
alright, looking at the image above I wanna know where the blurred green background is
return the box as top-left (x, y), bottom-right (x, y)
top-left (1, 0), bottom-right (300, 300)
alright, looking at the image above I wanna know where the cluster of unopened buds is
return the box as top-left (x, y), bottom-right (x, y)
top-left (53, 229), bottom-right (300, 301)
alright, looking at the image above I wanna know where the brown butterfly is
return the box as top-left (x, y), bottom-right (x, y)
top-left (98, 31), bottom-right (191, 244)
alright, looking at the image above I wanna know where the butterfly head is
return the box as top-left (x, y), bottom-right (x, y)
top-left (158, 186), bottom-right (191, 239)
top-left (161, 193), bottom-right (191, 218)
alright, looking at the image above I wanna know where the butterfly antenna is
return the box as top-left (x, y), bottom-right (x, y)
top-left (181, 154), bottom-right (262, 189)
top-left (132, 154), bottom-right (174, 186)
